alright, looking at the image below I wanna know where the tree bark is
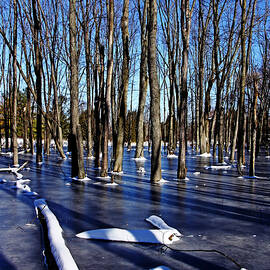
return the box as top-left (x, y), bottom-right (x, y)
top-left (114, 0), bottom-right (129, 172)
top-left (32, 0), bottom-right (43, 164)
top-left (101, 0), bottom-right (114, 177)
top-left (177, 0), bottom-right (194, 179)
top-left (135, 0), bottom-right (148, 159)
top-left (249, 76), bottom-right (258, 176)
top-left (69, 0), bottom-right (85, 178)
top-left (237, 0), bottom-right (247, 175)
top-left (12, 0), bottom-right (18, 166)
top-left (147, 0), bottom-right (161, 182)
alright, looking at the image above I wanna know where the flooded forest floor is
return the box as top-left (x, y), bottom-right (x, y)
top-left (0, 146), bottom-right (270, 270)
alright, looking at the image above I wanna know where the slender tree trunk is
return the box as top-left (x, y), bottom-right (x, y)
top-left (69, 0), bottom-right (85, 178)
top-left (148, 0), bottom-right (161, 181)
top-left (249, 77), bottom-right (258, 176)
top-left (135, 0), bottom-right (148, 159)
top-left (32, 0), bottom-right (43, 164)
top-left (12, 0), bottom-right (18, 166)
top-left (237, 0), bottom-right (247, 175)
top-left (114, 0), bottom-right (129, 172)
top-left (230, 108), bottom-right (239, 162)
top-left (101, 0), bottom-right (114, 177)
top-left (27, 88), bottom-right (34, 155)
top-left (177, 0), bottom-right (193, 179)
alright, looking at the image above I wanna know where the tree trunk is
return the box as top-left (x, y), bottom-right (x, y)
top-left (147, 0), bottom-right (161, 182)
top-left (101, 0), bottom-right (114, 177)
top-left (135, 0), bottom-right (148, 158)
top-left (12, 0), bottom-right (18, 166)
top-left (177, 0), bottom-right (193, 179)
top-left (114, 0), bottom-right (129, 172)
top-left (249, 77), bottom-right (258, 176)
top-left (32, 0), bottom-right (43, 164)
top-left (230, 109), bottom-right (239, 162)
top-left (69, 0), bottom-right (85, 178)
top-left (237, 0), bottom-right (247, 175)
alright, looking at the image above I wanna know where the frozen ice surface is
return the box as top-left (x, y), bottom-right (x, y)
top-left (0, 147), bottom-right (270, 270)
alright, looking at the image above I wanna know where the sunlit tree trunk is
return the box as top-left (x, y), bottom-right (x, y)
top-left (147, 0), bottom-right (161, 181)
top-left (32, 0), bottom-right (43, 164)
top-left (177, 0), bottom-right (194, 179)
top-left (249, 76), bottom-right (258, 176)
top-left (101, 0), bottom-right (114, 177)
top-left (237, 0), bottom-right (247, 175)
top-left (12, 0), bottom-right (18, 166)
top-left (135, 0), bottom-right (148, 159)
top-left (114, 0), bottom-right (129, 172)
top-left (69, 0), bottom-right (85, 178)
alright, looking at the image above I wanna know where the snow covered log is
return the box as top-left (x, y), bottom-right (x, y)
top-left (34, 199), bottom-right (78, 270)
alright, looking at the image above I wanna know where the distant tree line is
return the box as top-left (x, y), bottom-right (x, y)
top-left (0, 0), bottom-right (269, 180)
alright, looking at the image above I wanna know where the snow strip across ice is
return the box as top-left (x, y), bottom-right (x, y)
top-left (34, 199), bottom-right (79, 270)
top-left (76, 228), bottom-right (178, 245)
top-left (204, 165), bottom-right (231, 170)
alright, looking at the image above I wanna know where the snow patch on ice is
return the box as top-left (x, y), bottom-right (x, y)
top-left (72, 176), bottom-right (91, 181)
top-left (96, 176), bottom-right (111, 180)
top-left (204, 165), bottom-right (231, 170)
top-left (145, 215), bottom-right (182, 237)
top-left (34, 199), bottom-right (79, 270)
top-left (0, 179), bottom-right (7, 184)
top-left (132, 157), bottom-right (147, 162)
top-left (197, 153), bottom-right (212, 157)
top-left (111, 171), bottom-right (124, 175)
top-left (167, 154), bottom-right (178, 159)
top-left (137, 167), bottom-right (146, 173)
top-left (174, 177), bottom-right (189, 181)
top-left (150, 266), bottom-right (171, 270)
top-left (158, 178), bottom-right (169, 184)
top-left (105, 182), bottom-right (118, 186)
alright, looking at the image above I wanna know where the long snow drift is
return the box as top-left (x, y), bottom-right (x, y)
top-left (76, 228), bottom-right (178, 244)
top-left (34, 199), bottom-right (78, 270)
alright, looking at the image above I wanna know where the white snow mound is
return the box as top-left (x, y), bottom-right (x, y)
top-left (146, 215), bottom-right (182, 237)
top-left (167, 154), bottom-right (178, 159)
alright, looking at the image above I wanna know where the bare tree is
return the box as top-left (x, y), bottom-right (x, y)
top-left (101, 0), bottom-right (114, 177)
top-left (177, 0), bottom-right (194, 179)
top-left (32, 0), bottom-right (43, 164)
top-left (135, 0), bottom-right (148, 159)
top-left (69, 0), bottom-right (85, 178)
top-left (113, 0), bottom-right (129, 172)
top-left (148, 0), bottom-right (162, 181)
top-left (12, 0), bottom-right (18, 166)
